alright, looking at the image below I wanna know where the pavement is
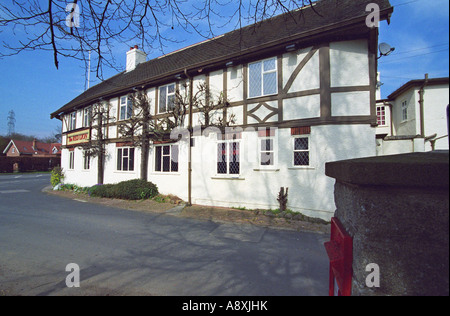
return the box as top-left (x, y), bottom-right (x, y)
top-left (45, 187), bottom-right (331, 235)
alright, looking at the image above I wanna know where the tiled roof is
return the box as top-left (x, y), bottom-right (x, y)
top-left (7, 140), bottom-right (61, 156)
top-left (51, 0), bottom-right (393, 119)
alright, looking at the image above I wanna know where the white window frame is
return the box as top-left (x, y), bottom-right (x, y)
top-left (83, 151), bottom-right (90, 170)
top-left (117, 147), bottom-right (135, 171)
top-left (258, 133), bottom-right (278, 168)
top-left (69, 151), bottom-right (75, 170)
top-left (119, 96), bottom-right (133, 121)
top-left (154, 144), bottom-right (179, 173)
top-left (83, 106), bottom-right (92, 127)
top-left (158, 83), bottom-right (176, 114)
top-left (292, 136), bottom-right (310, 167)
top-left (401, 100), bottom-right (408, 122)
top-left (69, 112), bottom-right (77, 131)
top-left (376, 105), bottom-right (386, 126)
top-left (248, 57), bottom-right (278, 98)
top-left (216, 139), bottom-right (241, 177)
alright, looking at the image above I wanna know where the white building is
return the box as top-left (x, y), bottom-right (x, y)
top-left (51, 0), bottom-right (394, 220)
top-left (376, 76), bottom-right (449, 155)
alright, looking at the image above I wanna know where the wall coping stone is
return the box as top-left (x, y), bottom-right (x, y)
top-left (325, 151), bottom-right (449, 189)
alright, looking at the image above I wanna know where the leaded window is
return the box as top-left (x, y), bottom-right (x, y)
top-left (217, 141), bottom-right (240, 175)
top-left (293, 137), bottom-right (310, 166)
top-left (248, 57), bottom-right (277, 98)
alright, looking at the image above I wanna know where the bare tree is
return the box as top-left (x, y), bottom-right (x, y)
top-left (0, 0), bottom-right (317, 79)
top-left (117, 85), bottom-right (189, 181)
top-left (117, 91), bottom-right (154, 181)
top-left (192, 82), bottom-right (234, 129)
top-left (77, 101), bottom-right (113, 184)
top-left (117, 80), bottom-right (235, 181)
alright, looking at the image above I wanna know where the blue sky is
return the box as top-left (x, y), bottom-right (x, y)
top-left (0, 0), bottom-right (448, 139)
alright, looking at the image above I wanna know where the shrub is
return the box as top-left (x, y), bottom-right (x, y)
top-left (89, 179), bottom-right (158, 200)
top-left (51, 166), bottom-right (64, 187)
top-left (89, 184), bottom-right (116, 198)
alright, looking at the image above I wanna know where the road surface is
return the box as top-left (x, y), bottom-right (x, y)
top-left (0, 173), bottom-right (329, 296)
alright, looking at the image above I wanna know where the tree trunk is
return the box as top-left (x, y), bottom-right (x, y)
top-left (140, 141), bottom-right (149, 181)
top-left (97, 149), bottom-right (104, 184)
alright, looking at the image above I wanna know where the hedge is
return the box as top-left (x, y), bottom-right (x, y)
top-left (89, 179), bottom-right (159, 200)
top-left (0, 156), bottom-right (61, 173)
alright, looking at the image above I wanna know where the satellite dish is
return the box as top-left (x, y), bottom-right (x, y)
top-left (379, 43), bottom-right (395, 57)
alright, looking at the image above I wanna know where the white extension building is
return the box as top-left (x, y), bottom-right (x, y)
top-left (51, 0), bottom-right (394, 220)
top-left (376, 76), bottom-right (449, 155)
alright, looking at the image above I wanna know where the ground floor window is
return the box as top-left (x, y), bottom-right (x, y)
top-left (83, 151), bottom-right (91, 170)
top-left (217, 140), bottom-right (240, 175)
top-left (258, 129), bottom-right (277, 167)
top-left (69, 151), bottom-right (75, 170)
top-left (117, 147), bottom-right (135, 171)
top-left (293, 136), bottom-right (310, 166)
top-left (155, 144), bottom-right (178, 173)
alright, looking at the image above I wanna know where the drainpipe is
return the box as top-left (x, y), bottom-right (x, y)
top-left (418, 73), bottom-right (429, 138)
top-left (447, 104), bottom-right (449, 149)
top-left (385, 101), bottom-right (394, 136)
top-left (184, 68), bottom-right (193, 206)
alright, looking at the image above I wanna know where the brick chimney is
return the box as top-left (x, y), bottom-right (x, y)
top-left (32, 138), bottom-right (37, 150)
top-left (126, 45), bottom-right (147, 72)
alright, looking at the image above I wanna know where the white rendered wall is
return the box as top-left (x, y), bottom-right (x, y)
top-left (423, 84), bottom-right (449, 150)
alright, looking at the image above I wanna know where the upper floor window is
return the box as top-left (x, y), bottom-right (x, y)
top-left (159, 83), bottom-right (176, 114)
top-left (83, 106), bottom-right (92, 127)
top-left (69, 112), bottom-right (77, 130)
top-left (376, 106), bottom-right (386, 126)
top-left (248, 57), bottom-right (277, 98)
top-left (120, 96), bottom-right (133, 121)
top-left (401, 100), bottom-right (408, 122)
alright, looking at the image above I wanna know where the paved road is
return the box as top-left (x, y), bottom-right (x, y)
top-left (0, 173), bottom-right (329, 296)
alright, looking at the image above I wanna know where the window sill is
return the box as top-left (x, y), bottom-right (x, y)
top-left (211, 176), bottom-right (245, 180)
top-left (247, 92), bottom-right (278, 101)
top-left (151, 172), bottom-right (181, 176)
top-left (288, 166), bottom-right (315, 170)
top-left (253, 168), bottom-right (280, 172)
